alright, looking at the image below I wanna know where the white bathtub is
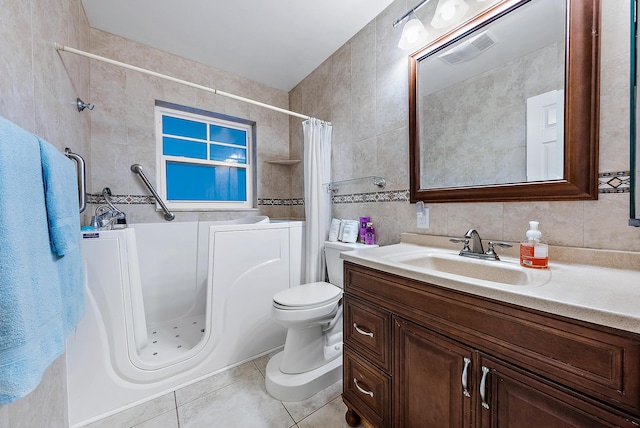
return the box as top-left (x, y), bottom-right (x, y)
top-left (66, 217), bottom-right (304, 426)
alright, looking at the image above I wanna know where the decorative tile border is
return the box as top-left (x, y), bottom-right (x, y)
top-left (87, 194), bottom-right (305, 206)
top-left (87, 194), bottom-right (156, 205)
top-left (258, 198), bottom-right (304, 206)
top-left (86, 172), bottom-right (628, 208)
top-left (331, 189), bottom-right (411, 204)
top-left (598, 171), bottom-right (630, 193)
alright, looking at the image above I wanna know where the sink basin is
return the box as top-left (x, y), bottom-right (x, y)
top-left (387, 252), bottom-right (543, 286)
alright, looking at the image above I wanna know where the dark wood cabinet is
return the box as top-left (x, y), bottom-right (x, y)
top-left (479, 354), bottom-right (640, 428)
top-left (342, 262), bottom-right (640, 428)
top-left (393, 318), bottom-right (474, 428)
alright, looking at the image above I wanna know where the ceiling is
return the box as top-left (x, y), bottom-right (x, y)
top-left (82, 0), bottom-right (395, 92)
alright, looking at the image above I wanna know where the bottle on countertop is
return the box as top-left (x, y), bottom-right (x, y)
top-left (359, 216), bottom-right (370, 243)
top-left (519, 221), bottom-right (548, 269)
top-left (364, 222), bottom-right (375, 245)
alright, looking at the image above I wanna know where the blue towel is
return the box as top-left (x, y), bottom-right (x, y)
top-left (39, 138), bottom-right (80, 255)
top-left (0, 116), bottom-right (84, 405)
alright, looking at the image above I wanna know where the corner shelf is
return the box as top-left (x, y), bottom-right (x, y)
top-left (323, 176), bottom-right (386, 193)
top-left (264, 159), bottom-right (302, 165)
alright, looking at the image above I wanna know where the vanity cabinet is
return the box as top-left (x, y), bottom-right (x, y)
top-left (342, 262), bottom-right (640, 428)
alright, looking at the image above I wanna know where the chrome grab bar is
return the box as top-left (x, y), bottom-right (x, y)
top-left (64, 148), bottom-right (86, 213)
top-left (130, 164), bottom-right (175, 221)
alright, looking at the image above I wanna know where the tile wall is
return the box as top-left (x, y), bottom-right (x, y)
top-left (290, 0), bottom-right (640, 251)
top-left (87, 29), bottom-right (294, 224)
top-left (0, 0), bottom-right (91, 425)
top-left (1, 0), bottom-right (639, 425)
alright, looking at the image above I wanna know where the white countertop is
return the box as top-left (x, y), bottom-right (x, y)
top-left (341, 234), bottom-right (640, 334)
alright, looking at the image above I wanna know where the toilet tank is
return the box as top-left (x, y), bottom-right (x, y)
top-left (324, 241), bottom-right (377, 288)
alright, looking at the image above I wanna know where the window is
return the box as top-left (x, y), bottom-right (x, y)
top-left (155, 101), bottom-right (256, 210)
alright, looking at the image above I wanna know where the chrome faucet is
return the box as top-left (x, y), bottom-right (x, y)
top-left (450, 229), bottom-right (512, 261)
top-left (464, 229), bottom-right (484, 254)
top-left (91, 204), bottom-right (127, 230)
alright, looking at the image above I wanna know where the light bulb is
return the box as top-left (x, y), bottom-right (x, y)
top-left (441, 3), bottom-right (456, 21)
top-left (398, 18), bottom-right (429, 50)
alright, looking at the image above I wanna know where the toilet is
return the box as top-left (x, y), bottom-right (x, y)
top-left (265, 240), bottom-right (376, 402)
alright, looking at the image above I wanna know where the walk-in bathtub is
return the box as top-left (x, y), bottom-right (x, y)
top-left (66, 217), bottom-right (304, 426)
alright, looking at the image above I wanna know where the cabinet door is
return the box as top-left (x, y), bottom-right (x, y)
top-left (394, 317), bottom-right (474, 428)
top-left (478, 355), bottom-right (640, 428)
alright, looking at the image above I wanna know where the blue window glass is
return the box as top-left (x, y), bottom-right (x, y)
top-left (166, 162), bottom-right (246, 201)
top-left (209, 124), bottom-right (247, 147)
top-left (163, 116), bottom-right (207, 139)
top-left (209, 145), bottom-right (247, 164)
top-left (163, 137), bottom-right (207, 159)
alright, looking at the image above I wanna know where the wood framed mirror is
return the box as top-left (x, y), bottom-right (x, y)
top-left (409, 0), bottom-right (600, 203)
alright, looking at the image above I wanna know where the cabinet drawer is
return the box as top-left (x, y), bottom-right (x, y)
top-left (344, 297), bottom-right (391, 372)
top-left (343, 348), bottom-right (391, 428)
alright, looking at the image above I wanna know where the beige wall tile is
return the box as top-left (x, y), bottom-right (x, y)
top-left (89, 29), bottom-right (293, 219)
top-left (584, 193), bottom-right (640, 251)
top-left (0, 0), bottom-right (90, 423)
top-left (292, 0), bottom-right (638, 252)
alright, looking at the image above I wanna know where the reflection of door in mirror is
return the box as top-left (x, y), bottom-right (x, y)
top-left (418, 0), bottom-right (565, 190)
top-left (526, 89), bottom-right (564, 182)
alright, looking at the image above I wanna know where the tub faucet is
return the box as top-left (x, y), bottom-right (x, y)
top-left (91, 205), bottom-right (127, 230)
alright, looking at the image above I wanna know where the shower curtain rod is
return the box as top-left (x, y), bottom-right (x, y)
top-left (54, 42), bottom-right (323, 122)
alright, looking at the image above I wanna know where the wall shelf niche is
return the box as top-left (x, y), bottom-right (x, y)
top-left (264, 159), bottom-right (302, 165)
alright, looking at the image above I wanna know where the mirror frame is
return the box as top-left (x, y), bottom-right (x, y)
top-left (409, 0), bottom-right (600, 203)
top-left (631, 0), bottom-right (639, 226)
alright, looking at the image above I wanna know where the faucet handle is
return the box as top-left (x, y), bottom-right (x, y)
top-left (486, 241), bottom-right (513, 260)
top-left (450, 237), bottom-right (471, 253)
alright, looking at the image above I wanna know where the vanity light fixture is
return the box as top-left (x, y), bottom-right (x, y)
top-left (398, 13), bottom-right (429, 50)
top-left (393, 0), bottom-right (433, 50)
top-left (431, 0), bottom-right (469, 29)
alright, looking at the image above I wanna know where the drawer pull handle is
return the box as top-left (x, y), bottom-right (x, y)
top-left (462, 357), bottom-right (471, 398)
top-left (353, 378), bottom-right (374, 398)
top-left (353, 323), bottom-right (374, 338)
top-left (480, 366), bottom-right (490, 409)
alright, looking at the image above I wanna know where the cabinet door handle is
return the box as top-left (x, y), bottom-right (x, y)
top-left (462, 357), bottom-right (471, 397)
top-left (353, 378), bottom-right (374, 398)
top-left (480, 366), bottom-right (490, 409)
top-left (353, 323), bottom-right (374, 338)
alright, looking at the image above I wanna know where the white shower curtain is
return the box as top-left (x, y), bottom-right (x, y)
top-left (303, 118), bottom-right (332, 283)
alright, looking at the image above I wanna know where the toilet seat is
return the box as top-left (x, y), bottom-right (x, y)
top-left (272, 282), bottom-right (341, 310)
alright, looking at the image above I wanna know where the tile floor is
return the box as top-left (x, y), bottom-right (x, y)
top-left (84, 352), bottom-right (356, 428)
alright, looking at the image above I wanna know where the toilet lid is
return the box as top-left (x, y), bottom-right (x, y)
top-left (273, 282), bottom-right (341, 308)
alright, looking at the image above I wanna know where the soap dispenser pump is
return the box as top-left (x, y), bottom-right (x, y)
top-left (519, 221), bottom-right (548, 269)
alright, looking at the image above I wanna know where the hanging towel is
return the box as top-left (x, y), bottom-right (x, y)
top-left (37, 136), bottom-right (85, 348)
top-left (0, 115), bottom-right (84, 405)
top-left (39, 139), bottom-right (80, 256)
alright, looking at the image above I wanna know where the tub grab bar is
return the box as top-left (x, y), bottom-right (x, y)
top-left (64, 148), bottom-right (87, 213)
top-left (130, 164), bottom-right (175, 221)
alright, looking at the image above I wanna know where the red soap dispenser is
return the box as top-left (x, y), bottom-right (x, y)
top-left (519, 221), bottom-right (548, 269)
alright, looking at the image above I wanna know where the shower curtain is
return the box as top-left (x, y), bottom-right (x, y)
top-left (303, 118), bottom-right (332, 283)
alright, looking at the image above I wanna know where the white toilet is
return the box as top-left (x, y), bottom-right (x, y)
top-left (265, 240), bottom-right (376, 402)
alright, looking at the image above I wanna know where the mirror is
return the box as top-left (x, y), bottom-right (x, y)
top-left (409, 0), bottom-right (600, 203)
top-left (632, 0), bottom-right (639, 226)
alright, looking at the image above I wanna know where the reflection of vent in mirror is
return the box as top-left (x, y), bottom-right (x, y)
top-left (438, 31), bottom-right (498, 65)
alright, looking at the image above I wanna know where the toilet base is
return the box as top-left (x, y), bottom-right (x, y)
top-left (265, 350), bottom-right (342, 402)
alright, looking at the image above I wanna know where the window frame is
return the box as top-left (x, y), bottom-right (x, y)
top-left (154, 101), bottom-right (257, 211)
